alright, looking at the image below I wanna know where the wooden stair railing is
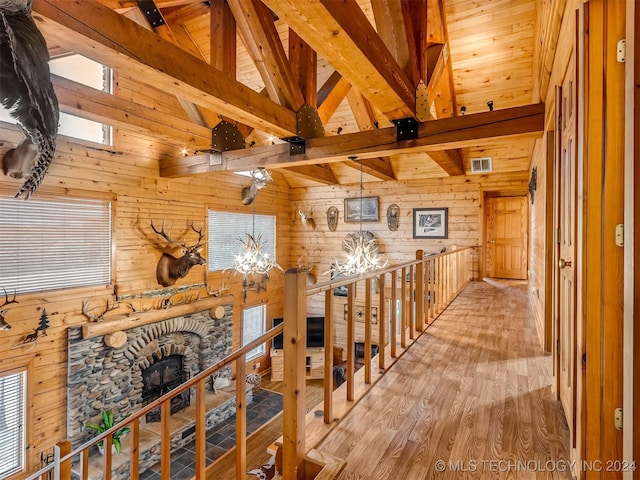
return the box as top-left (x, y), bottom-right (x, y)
top-left (25, 322), bottom-right (285, 480)
top-left (26, 246), bottom-right (476, 480)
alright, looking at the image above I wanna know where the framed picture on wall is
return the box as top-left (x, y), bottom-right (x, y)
top-left (344, 196), bottom-right (379, 222)
top-left (413, 208), bottom-right (448, 239)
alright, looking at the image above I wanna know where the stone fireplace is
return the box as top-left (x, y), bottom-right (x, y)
top-left (66, 305), bottom-right (233, 447)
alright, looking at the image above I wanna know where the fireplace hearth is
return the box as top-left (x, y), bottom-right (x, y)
top-left (142, 354), bottom-right (190, 422)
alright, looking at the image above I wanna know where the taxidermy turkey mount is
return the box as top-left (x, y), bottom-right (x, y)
top-left (1, 0), bottom-right (59, 199)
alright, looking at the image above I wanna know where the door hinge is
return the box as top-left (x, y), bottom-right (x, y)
top-left (614, 408), bottom-right (623, 430)
top-left (615, 224), bottom-right (624, 247)
top-left (617, 39), bottom-right (626, 63)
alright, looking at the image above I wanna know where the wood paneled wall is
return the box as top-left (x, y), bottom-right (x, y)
top-left (290, 171), bottom-right (529, 336)
top-left (0, 123), bottom-right (292, 473)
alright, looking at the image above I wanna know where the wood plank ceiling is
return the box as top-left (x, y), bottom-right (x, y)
top-left (31, 0), bottom-right (540, 188)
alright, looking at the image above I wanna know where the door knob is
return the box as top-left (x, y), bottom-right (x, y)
top-left (558, 258), bottom-right (572, 269)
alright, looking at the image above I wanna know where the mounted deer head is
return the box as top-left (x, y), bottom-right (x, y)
top-left (241, 168), bottom-right (273, 205)
top-left (297, 206), bottom-right (317, 231)
top-left (0, 287), bottom-right (18, 331)
top-left (297, 258), bottom-right (317, 285)
top-left (151, 220), bottom-right (206, 287)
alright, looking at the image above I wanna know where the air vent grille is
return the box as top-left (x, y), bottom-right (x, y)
top-left (470, 157), bottom-right (493, 173)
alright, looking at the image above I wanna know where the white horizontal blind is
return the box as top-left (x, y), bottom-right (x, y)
top-left (243, 304), bottom-right (266, 360)
top-left (207, 211), bottom-right (276, 271)
top-left (0, 197), bottom-right (112, 294)
top-left (0, 371), bottom-right (26, 478)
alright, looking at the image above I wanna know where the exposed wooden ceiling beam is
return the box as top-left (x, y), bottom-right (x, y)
top-left (33, 0), bottom-right (297, 137)
top-left (347, 157), bottom-right (396, 181)
top-left (96, 0), bottom-right (203, 13)
top-left (289, 29), bottom-right (317, 107)
top-left (262, 0), bottom-right (415, 121)
top-left (283, 164), bottom-right (338, 184)
top-left (346, 88), bottom-right (396, 180)
top-left (227, 0), bottom-right (305, 110)
top-left (426, 149), bottom-right (464, 176)
top-left (160, 103), bottom-right (544, 176)
top-left (52, 75), bottom-right (211, 146)
top-left (210, 0), bottom-right (236, 77)
top-left (317, 71), bottom-right (351, 126)
top-left (371, 0), bottom-right (414, 86)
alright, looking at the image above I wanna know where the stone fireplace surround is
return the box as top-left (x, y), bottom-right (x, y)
top-left (67, 304), bottom-right (235, 449)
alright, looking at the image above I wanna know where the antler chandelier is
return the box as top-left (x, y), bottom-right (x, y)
top-left (227, 168), bottom-right (282, 277)
top-left (228, 233), bottom-right (282, 276)
top-left (329, 158), bottom-right (386, 277)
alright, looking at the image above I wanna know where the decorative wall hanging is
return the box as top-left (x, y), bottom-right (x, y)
top-left (529, 166), bottom-right (537, 204)
top-left (413, 208), bottom-right (448, 239)
top-left (344, 196), bottom-right (379, 222)
top-left (151, 220), bottom-right (206, 287)
top-left (241, 168), bottom-right (272, 205)
top-left (297, 206), bottom-right (317, 230)
top-left (326, 206), bottom-right (338, 232)
top-left (387, 204), bottom-right (400, 231)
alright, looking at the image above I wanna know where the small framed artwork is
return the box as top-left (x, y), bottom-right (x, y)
top-left (344, 196), bottom-right (379, 222)
top-left (413, 208), bottom-right (448, 239)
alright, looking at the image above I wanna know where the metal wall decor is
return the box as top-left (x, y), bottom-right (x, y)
top-left (326, 206), bottom-right (339, 231)
top-left (529, 166), bottom-right (537, 204)
top-left (387, 204), bottom-right (400, 231)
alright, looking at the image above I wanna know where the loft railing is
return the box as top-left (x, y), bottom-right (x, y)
top-left (26, 246), bottom-right (477, 480)
top-left (278, 246), bottom-right (477, 478)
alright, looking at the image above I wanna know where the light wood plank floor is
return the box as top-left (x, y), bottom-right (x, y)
top-left (315, 279), bottom-right (572, 480)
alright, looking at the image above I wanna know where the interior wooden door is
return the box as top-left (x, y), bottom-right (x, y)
top-left (485, 196), bottom-right (528, 279)
top-left (557, 51), bottom-right (577, 449)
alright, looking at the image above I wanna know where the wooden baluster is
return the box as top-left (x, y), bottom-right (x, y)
top-left (415, 250), bottom-right (424, 331)
top-left (80, 446), bottom-right (89, 480)
top-left (408, 265), bottom-right (415, 339)
top-left (160, 402), bottom-right (170, 480)
top-left (235, 358), bottom-right (247, 478)
top-left (401, 266), bottom-right (407, 348)
top-left (346, 282), bottom-right (355, 401)
top-left (195, 380), bottom-right (206, 479)
top-left (323, 289), bottom-right (334, 423)
top-left (130, 418), bottom-right (140, 480)
top-left (364, 278), bottom-right (372, 384)
top-left (390, 269), bottom-right (397, 358)
top-left (103, 432), bottom-right (113, 480)
top-left (378, 273), bottom-right (386, 370)
top-left (282, 269), bottom-right (307, 478)
top-left (57, 440), bottom-right (72, 480)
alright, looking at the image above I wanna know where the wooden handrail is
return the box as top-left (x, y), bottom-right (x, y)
top-left (27, 246), bottom-right (478, 480)
top-left (26, 322), bottom-right (285, 480)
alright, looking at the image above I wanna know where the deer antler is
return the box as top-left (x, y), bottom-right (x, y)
top-left (82, 300), bottom-right (120, 322)
top-left (151, 220), bottom-right (183, 248)
top-left (0, 287), bottom-right (19, 312)
top-left (188, 222), bottom-right (206, 250)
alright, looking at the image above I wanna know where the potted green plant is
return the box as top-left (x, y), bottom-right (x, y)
top-left (85, 409), bottom-right (131, 454)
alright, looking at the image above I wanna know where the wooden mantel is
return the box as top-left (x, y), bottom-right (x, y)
top-left (81, 295), bottom-right (232, 339)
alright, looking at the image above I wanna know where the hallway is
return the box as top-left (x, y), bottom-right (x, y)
top-left (315, 279), bottom-right (572, 479)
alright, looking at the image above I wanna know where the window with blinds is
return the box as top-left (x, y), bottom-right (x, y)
top-left (0, 196), bottom-right (112, 294)
top-left (0, 370), bottom-right (26, 478)
top-left (243, 304), bottom-right (266, 360)
top-left (207, 211), bottom-right (276, 272)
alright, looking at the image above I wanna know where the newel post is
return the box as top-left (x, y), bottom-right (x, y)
top-left (282, 268), bottom-right (307, 480)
